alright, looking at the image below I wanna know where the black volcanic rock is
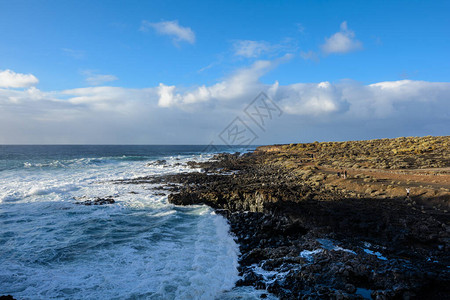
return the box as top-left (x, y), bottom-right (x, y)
top-left (74, 197), bottom-right (115, 205)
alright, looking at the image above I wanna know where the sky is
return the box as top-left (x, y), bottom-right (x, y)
top-left (0, 0), bottom-right (449, 145)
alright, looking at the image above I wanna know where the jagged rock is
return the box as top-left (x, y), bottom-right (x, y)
top-left (74, 197), bottom-right (115, 205)
top-left (146, 159), bottom-right (167, 166)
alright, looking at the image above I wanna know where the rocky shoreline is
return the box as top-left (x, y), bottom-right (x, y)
top-left (3, 137), bottom-right (447, 300)
top-left (120, 136), bottom-right (449, 299)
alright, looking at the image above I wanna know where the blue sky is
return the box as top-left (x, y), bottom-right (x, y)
top-left (0, 0), bottom-right (449, 144)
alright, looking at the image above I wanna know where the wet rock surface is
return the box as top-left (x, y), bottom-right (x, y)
top-left (74, 196), bottom-right (116, 205)
top-left (146, 159), bottom-right (167, 166)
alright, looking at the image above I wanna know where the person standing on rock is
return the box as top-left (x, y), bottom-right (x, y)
top-left (406, 188), bottom-right (410, 198)
top-left (344, 170), bottom-right (347, 179)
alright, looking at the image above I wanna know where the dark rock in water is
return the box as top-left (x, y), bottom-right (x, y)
top-left (186, 161), bottom-right (202, 168)
top-left (146, 159), bottom-right (167, 166)
top-left (74, 197), bottom-right (115, 205)
top-left (0, 296), bottom-right (16, 300)
top-left (215, 209), bottom-right (231, 218)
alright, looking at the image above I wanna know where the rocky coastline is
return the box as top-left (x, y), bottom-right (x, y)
top-left (3, 137), bottom-right (448, 300)
top-left (138, 136), bottom-right (450, 299)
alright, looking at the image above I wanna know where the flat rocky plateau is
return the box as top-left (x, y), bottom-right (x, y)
top-left (120, 136), bottom-right (450, 300)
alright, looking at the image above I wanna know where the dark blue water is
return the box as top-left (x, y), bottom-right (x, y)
top-left (0, 145), bottom-right (252, 172)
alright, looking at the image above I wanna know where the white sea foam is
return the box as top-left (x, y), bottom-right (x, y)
top-left (0, 153), bottom-right (244, 299)
top-left (333, 246), bottom-right (356, 254)
top-left (250, 264), bottom-right (290, 285)
top-left (361, 241), bottom-right (387, 260)
top-left (217, 286), bottom-right (278, 299)
top-left (317, 238), bottom-right (356, 254)
top-left (363, 248), bottom-right (387, 260)
top-left (300, 249), bottom-right (323, 261)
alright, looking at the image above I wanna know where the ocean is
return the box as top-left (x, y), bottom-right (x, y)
top-left (0, 145), bottom-right (272, 299)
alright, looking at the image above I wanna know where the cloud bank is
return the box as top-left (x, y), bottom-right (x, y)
top-left (157, 55), bottom-right (293, 109)
top-left (0, 69), bottom-right (39, 88)
top-left (1, 63), bottom-right (448, 144)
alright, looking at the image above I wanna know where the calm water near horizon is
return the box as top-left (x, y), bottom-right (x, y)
top-left (0, 145), bottom-right (274, 299)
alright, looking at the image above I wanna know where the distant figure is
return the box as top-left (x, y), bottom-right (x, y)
top-left (344, 170), bottom-right (348, 179)
top-left (406, 188), bottom-right (410, 198)
top-left (337, 171), bottom-right (341, 178)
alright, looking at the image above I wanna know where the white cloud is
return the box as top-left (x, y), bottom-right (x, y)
top-left (233, 40), bottom-right (270, 58)
top-left (155, 56), bottom-right (449, 125)
top-left (0, 69), bottom-right (39, 88)
top-left (62, 48), bottom-right (86, 59)
top-left (198, 61), bottom-right (218, 73)
top-left (153, 56), bottom-right (449, 133)
top-left (276, 81), bottom-right (343, 116)
top-left (321, 21), bottom-right (363, 55)
top-left (157, 84), bottom-right (180, 108)
top-left (300, 50), bottom-right (319, 62)
top-left (84, 72), bottom-right (118, 86)
top-left (233, 38), bottom-right (298, 59)
top-left (141, 20), bottom-right (195, 44)
top-left (154, 70), bottom-right (450, 129)
top-left (60, 86), bottom-right (157, 114)
top-left (276, 79), bottom-right (450, 119)
top-left (157, 54), bottom-right (293, 108)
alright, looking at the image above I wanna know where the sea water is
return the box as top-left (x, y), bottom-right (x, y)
top-left (0, 145), bottom-right (270, 299)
